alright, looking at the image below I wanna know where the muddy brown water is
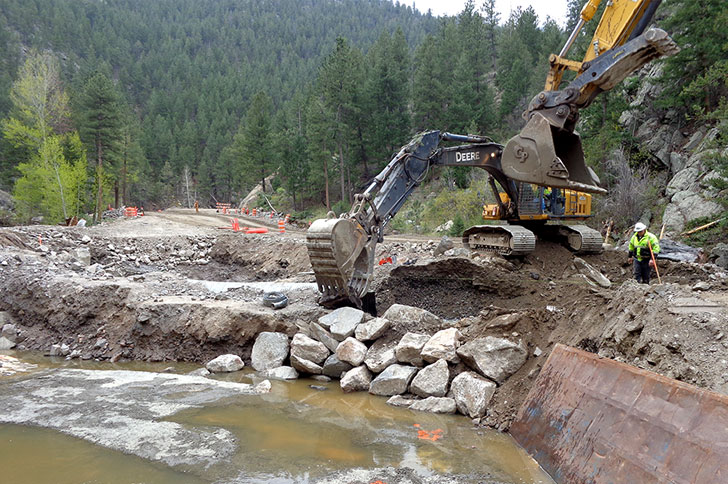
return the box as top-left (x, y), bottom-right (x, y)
top-left (0, 352), bottom-right (554, 484)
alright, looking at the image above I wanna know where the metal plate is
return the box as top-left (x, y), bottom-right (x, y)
top-left (511, 344), bottom-right (728, 484)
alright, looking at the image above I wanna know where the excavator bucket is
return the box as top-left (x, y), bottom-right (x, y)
top-left (306, 217), bottom-right (374, 308)
top-left (501, 112), bottom-right (606, 195)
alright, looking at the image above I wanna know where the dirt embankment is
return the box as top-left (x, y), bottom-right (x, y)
top-left (1, 210), bottom-right (727, 430)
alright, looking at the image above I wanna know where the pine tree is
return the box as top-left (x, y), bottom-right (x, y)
top-left (77, 71), bottom-right (124, 221)
top-left (241, 91), bottom-right (273, 195)
top-left (317, 37), bottom-right (363, 204)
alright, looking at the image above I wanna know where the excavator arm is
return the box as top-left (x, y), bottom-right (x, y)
top-left (307, 131), bottom-right (511, 308)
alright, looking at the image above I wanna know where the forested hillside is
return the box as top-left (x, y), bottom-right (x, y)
top-left (0, 0), bottom-right (725, 238)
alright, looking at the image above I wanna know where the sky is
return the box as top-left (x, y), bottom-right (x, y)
top-left (400, 0), bottom-right (569, 27)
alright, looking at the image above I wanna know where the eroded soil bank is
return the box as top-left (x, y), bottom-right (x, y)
top-left (1, 209), bottom-right (727, 430)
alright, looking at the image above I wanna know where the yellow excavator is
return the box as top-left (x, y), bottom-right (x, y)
top-left (306, 0), bottom-right (679, 308)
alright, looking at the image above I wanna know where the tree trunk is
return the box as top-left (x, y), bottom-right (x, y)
top-left (114, 180), bottom-right (119, 209)
top-left (95, 141), bottom-right (104, 223)
top-left (339, 142), bottom-right (346, 204)
top-left (323, 143), bottom-right (330, 211)
top-left (121, 155), bottom-right (127, 207)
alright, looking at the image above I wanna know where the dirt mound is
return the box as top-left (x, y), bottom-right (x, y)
top-left (210, 233), bottom-right (311, 281)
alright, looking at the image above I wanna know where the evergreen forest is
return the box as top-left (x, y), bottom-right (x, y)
top-left (0, 0), bottom-right (725, 232)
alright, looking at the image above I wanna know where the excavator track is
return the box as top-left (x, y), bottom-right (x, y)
top-left (462, 225), bottom-right (536, 256)
top-left (559, 224), bottom-right (603, 253)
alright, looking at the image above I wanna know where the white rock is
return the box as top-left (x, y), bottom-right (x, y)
top-left (340, 366), bottom-right (372, 393)
top-left (364, 340), bottom-right (397, 373)
top-left (450, 371), bottom-right (496, 418)
top-left (457, 336), bottom-right (527, 384)
top-left (290, 333), bottom-right (329, 365)
top-left (395, 332), bottom-right (430, 366)
top-left (409, 359), bottom-right (450, 398)
top-left (206, 354), bottom-right (244, 373)
top-left (335, 337), bottom-right (368, 367)
top-left (369, 364), bottom-right (418, 396)
top-left (290, 354), bottom-right (323, 375)
top-left (354, 317), bottom-right (390, 341)
top-left (421, 328), bottom-right (462, 363)
top-left (318, 307), bottom-right (364, 332)
top-left (251, 332), bottom-right (289, 371)
top-left (382, 304), bottom-right (442, 333)
top-left (261, 366), bottom-right (299, 380)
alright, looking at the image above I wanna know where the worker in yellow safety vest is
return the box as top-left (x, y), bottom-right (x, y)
top-left (627, 222), bottom-right (660, 284)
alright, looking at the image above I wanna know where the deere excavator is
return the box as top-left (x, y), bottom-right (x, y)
top-left (306, 0), bottom-right (679, 308)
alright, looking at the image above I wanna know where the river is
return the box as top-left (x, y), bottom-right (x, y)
top-left (0, 351), bottom-right (554, 484)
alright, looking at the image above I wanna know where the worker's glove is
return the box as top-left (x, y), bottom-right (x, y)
top-left (627, 257), bottom-right (633, 264)
top-left (648, 259), bottom-right (654, 267)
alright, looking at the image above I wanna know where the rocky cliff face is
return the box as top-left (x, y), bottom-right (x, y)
top-left (618, 65), bottom-right (726, 236)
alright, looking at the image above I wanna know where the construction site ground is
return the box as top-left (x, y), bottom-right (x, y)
top-left (1, 208), bottom-right (727, 430)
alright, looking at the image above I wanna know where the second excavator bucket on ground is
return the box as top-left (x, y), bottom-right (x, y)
top-left (306, 217), bottom-right (374, 308)
top-left (501, 112), bottom-right (606, 195)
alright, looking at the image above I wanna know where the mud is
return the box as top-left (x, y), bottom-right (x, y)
top-left (1, 209), bottom-right (727, 431)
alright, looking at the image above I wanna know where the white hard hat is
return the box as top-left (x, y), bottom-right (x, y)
top-left (634, 222), bottom-right (647, 232)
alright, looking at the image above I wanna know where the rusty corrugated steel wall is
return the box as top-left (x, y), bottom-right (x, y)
top-left (511, 344), bottom-right (728, 483)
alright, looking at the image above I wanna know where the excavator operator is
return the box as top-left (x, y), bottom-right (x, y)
top-left (628, 222), bottom-right (661, 284)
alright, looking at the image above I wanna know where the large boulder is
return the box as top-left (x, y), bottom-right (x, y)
top-left (310, 322), bottom-right (340, 353)
top-left (364, 339), bottom-right (398, 373)
top-left (251, 332), bottom-right (289, 371)
top-left (290, 333), bottom-right (329, 365)
top-left (457, 337), bottom-right (527, 384)
top-left (395, 332), bottom-right (430, 366)
top-left (335, 337), bottom-right (368, 367)
top-left (322, 354), bottom-right (353, 379)
top-left (354, 317), bottom-right (390, 341)
top-left (382, 304), bottom-right (442, 333)
top-left (290, 354), bottom-right (323, 375)
top-left (318, 307), bottom-right (364, 336)
top-left (450, 371), bottom-right (496, 418)
top-left (1, 321), bottom-right (18, 343)
top-left (409, 397), bottom-right (457, 414)
top-left (206, 354), bottom-right (244, 373)
top-left (369, 364), bottom-right (418, 396)
top-left (663, 191), bottom-right (723, 234)
top-left (409, 359), bottom-right (449, 398)
top-left (340, 366), bottom-right (372, 393)
top-left (421, 328), bottom-right (462, 363)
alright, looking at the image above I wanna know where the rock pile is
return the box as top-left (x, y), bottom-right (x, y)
top-left (247, 304), bottom-right (528, 420)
